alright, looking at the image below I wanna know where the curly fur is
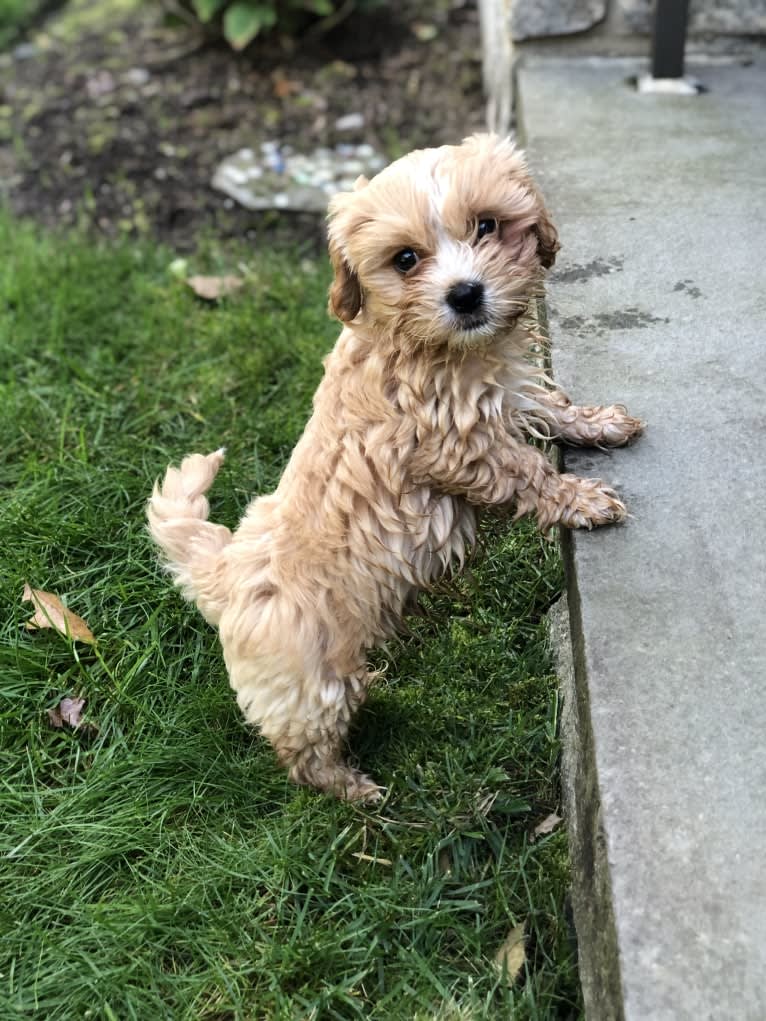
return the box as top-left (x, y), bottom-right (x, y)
top-left (147, 134), bottom-right (643, 800)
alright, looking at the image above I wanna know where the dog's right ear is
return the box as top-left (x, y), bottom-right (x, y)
top-left (534, 200), bottom-right (560, 269)
top-left (326, 187), bottom-right (365, 320)
top-left (327, 238), bottom-right (362, 323)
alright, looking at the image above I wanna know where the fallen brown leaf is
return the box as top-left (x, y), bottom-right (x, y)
top-left (532, 811), bottom-right (563, 840)
top-left (185, 275), bottom-right (243, 301)
top-left (23, 585), bottom-right (95, 644)
top-left (47, 696), bottom-right (99, 736)
top-left (48, 696), bottom-right (86, 729)
top-left (272, 76), bottom-right (302, 99)
top-left (494, 920), bottom-right (526, 985)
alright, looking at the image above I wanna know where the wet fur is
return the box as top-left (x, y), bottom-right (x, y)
top-left (147, 134), bottom-right (643, 800)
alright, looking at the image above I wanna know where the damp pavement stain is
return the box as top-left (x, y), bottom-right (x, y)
top-left (556, 307), bottom-right (670, 336)
top-left (673, 279), bottom-right (703, 299)
top-left (553, 256), bottom-right (624, 283)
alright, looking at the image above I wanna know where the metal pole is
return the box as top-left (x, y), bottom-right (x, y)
top-left (651, 0), bottom-right (691, 79)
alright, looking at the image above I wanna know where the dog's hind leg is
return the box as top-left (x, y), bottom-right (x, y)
top-left (539, 388), bottom-right (644, 447)
top-left (280, 667), bottom-right (382, 802)
top-left (233, 660), bottom-right (382, 802)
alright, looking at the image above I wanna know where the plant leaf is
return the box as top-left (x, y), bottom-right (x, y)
top-left (494, 920), bottom-right (526, 986)
top-left (306, 0), bottom-right (334, 15)
top-left (47, 696), bottom-right (99, 736)
top-left (272, 76), bottom-right (302, 99)
top-left (168, 257), bottom-right (189, 279)
top-left (532, 811), bottom-right (563, 840)
top-left (23, 585), bottom-right (95, 644)
top-left (186, 274), bottom-right (244, 300)
top-left (192, 0), bottom-right (226, 22)
top-left (48, 697), bottom-right (86, 729)
top-left (223, 3), bottom-right (277, 50)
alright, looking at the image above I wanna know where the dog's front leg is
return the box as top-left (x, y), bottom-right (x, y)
top-left (537, 387), bottom-right (644, 448)
top-left (412, 432), bottom-right (626, 532)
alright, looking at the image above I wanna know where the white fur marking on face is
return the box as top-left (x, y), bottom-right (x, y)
top-left (427, 237), bottom-right (507, 345)
top-left (411, 147), bottom-right (451, 218)
top-left (433, 238), bottom-right (477, 289)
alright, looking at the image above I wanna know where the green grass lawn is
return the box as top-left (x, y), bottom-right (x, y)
top-left (0, 213), bottom-right (580, 1019)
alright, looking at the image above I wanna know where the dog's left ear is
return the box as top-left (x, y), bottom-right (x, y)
top-left (534, 197), bottom-right (560, 269)
top-left (327, 238), bottom-right (363, 323)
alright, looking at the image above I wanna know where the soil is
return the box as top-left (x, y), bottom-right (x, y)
top-left (0, 1), bottom-right (485, 251)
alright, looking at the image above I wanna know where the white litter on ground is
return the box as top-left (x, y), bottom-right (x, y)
top-left (211, 141), bottom-right (387, 213)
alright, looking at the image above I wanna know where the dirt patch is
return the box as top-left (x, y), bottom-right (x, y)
top-left (0, 1), bottom-right (485, 251)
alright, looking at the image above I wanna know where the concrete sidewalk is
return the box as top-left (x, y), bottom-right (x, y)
top-left (518, 58), bottom-right (766, 1020)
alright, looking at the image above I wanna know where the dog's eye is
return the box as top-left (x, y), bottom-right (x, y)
top-left (476, 218), bottom-right (497, 241)
top-left (393, 249), bottom-right (419, 274)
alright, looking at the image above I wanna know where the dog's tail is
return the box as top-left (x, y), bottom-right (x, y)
top-left (147, 448), bottom-right (232, 625)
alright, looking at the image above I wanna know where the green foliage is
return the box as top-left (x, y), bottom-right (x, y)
top-left (222, 1), bottom-right (276, 48)
top-left (192, 0), bottom-right (225, 19)
top-left (0, 0), bottom-right (47, 48)
top-left (0, 213), bottom-right (579, 1019)
top-left (188, 0), bottom-right (379, 48)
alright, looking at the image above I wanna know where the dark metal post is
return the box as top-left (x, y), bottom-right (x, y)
top-left (651, 0), bottom-right (690, 79)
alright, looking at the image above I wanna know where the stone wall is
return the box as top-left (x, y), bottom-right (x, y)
top-left (511, 0), bottom-right (766, 41)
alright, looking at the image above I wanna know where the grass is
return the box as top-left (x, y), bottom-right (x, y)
top-left (0, 211), bottom-right (580, 1019)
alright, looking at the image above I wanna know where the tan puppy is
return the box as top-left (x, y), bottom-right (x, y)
top-left (147, 134), bottom-right (642, 801)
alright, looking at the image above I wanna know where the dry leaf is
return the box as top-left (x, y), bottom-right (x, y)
top-left (186, 275), bottom-right (243, 301)
top-left (47, 696), bottom-right (99, 736)
top-left (48, 697), bottom-right (86, 729)
top-left (532, 811), bottom-right (563, 841)
top-left (23, 585), bottom-right (95, 644)
top-left (494, 921), bottom-right (526, 985)
top-left (272, 76), bottom-right (302, 98)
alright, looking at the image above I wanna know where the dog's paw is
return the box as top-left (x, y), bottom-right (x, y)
top-left (289, 754), bottom-right (384, 802)
top-left (340, 769), bottom-right (385, 804)
top-left (559, 476), bottom-right (627, 530)
top-left (598, 405), bottom-right (645, 447)
top-left (556, 403), bottom-right (645, 448)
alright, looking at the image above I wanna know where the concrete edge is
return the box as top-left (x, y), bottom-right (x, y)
top-left (548, 580), bottom-right (624, 1021)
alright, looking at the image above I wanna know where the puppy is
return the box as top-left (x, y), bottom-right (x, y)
top-left (147, 134), bottom-right (642, 801)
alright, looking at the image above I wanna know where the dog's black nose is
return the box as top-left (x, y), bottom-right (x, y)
top-left (446, 280), bottom-right (484, 315)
